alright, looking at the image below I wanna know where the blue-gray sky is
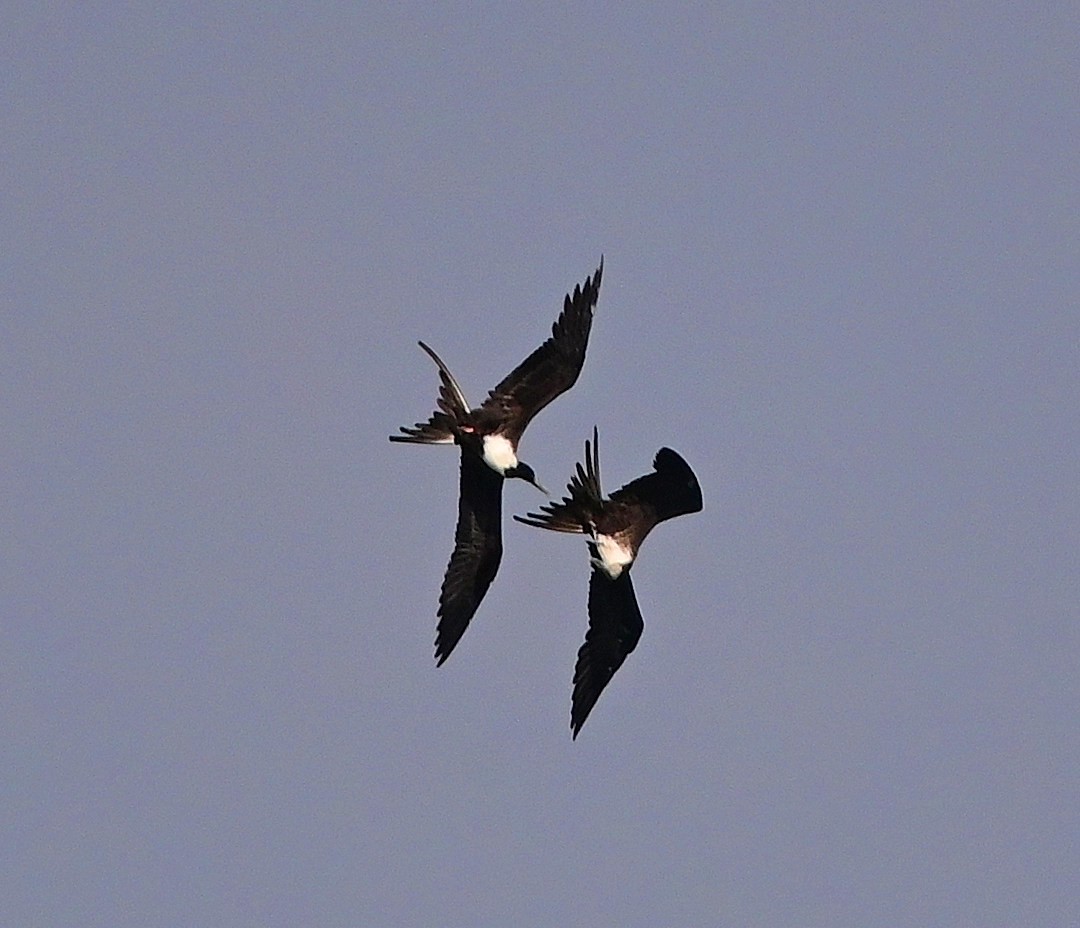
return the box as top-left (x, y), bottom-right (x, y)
top-left (4, 5), bottom-right (1078, 926)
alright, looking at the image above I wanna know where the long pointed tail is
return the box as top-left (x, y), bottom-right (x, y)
top-left (389, 341), bottom-right (471, 444)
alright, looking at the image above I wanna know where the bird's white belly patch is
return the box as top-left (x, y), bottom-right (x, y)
top-left (592, 533), bottom-right (634, 579)
top-left (481, 433), bottom-right (518, 475)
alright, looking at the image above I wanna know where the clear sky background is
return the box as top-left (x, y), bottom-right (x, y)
top-left (4, 5), bottom-right (1077, 926)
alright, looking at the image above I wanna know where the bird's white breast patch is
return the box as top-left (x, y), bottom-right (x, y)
top-left (592, 533), bottom-right (634, 579)
top-left (481, 433), bottom-right (518, 475)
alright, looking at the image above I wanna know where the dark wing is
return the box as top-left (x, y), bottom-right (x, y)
top-left (613, 447), bottom-right (704, 533)
top-left (389, 412), bottom-right (456, 444)
top-left (435, 448), bottom-right (504, 665)
top-left (571, 567), bottom-right (644, 738)
top-left (390, 341), bottom-right (471, 444)
top-left (514, 426), bottom-right (604, 533)
top-left (481, 259), bottom-right (603, 440)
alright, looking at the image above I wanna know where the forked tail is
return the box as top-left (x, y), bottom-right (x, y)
top-left (389, 341), bottom-right (471, 444)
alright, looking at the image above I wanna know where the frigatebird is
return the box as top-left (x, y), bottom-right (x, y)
top-left (391, 259), bottom-right (604, 665)
top-left (515, 427), bottom-right (702, 738)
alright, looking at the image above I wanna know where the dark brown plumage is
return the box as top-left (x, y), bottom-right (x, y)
top-left (515, 428), bottom-right (702, 737)
top-left (390, 260), bottom-right (604, 664)
top-left (435, 449), bottom-right (503, 665)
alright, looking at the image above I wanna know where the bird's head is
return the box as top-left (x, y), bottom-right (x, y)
top-left (506, 461), bottom-right (547, 495)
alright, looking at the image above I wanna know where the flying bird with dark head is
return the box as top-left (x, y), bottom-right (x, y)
top-left (390, 259), bottom-right (604, 665)
top-left (515, 428), bottom-right (702, 738)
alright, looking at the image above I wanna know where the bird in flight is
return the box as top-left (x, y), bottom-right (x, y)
top-left (515, 427), bottom-right (702, 737)
top-left (391, 259), bottom-right (604, 665)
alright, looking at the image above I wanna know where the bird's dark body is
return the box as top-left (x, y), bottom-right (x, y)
top-left (516, 429), bottom-right (702, 738)
top-left (390, 260), bottom-right (604, 664)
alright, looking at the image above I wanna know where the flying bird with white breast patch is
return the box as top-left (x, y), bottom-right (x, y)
top-left (515, 427), bottom-right (702, 737)
top-left (391, 259), bottom-right (604, 665)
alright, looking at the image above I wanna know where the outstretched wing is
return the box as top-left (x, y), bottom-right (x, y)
top-left (390, 341), bottom-right (471, 444)
top-left (570, 567), bottom-right (644, 738)
top-left (514, 427), bottom-right (604, 533)
top-left (435, 448), bottom-right (504, 665)
top-left (389, 412), bottom-right (457, 444)
top-left (481, 259), bottom-right (603, 440)
top-left (607, 446), bottom-right (703, 531)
